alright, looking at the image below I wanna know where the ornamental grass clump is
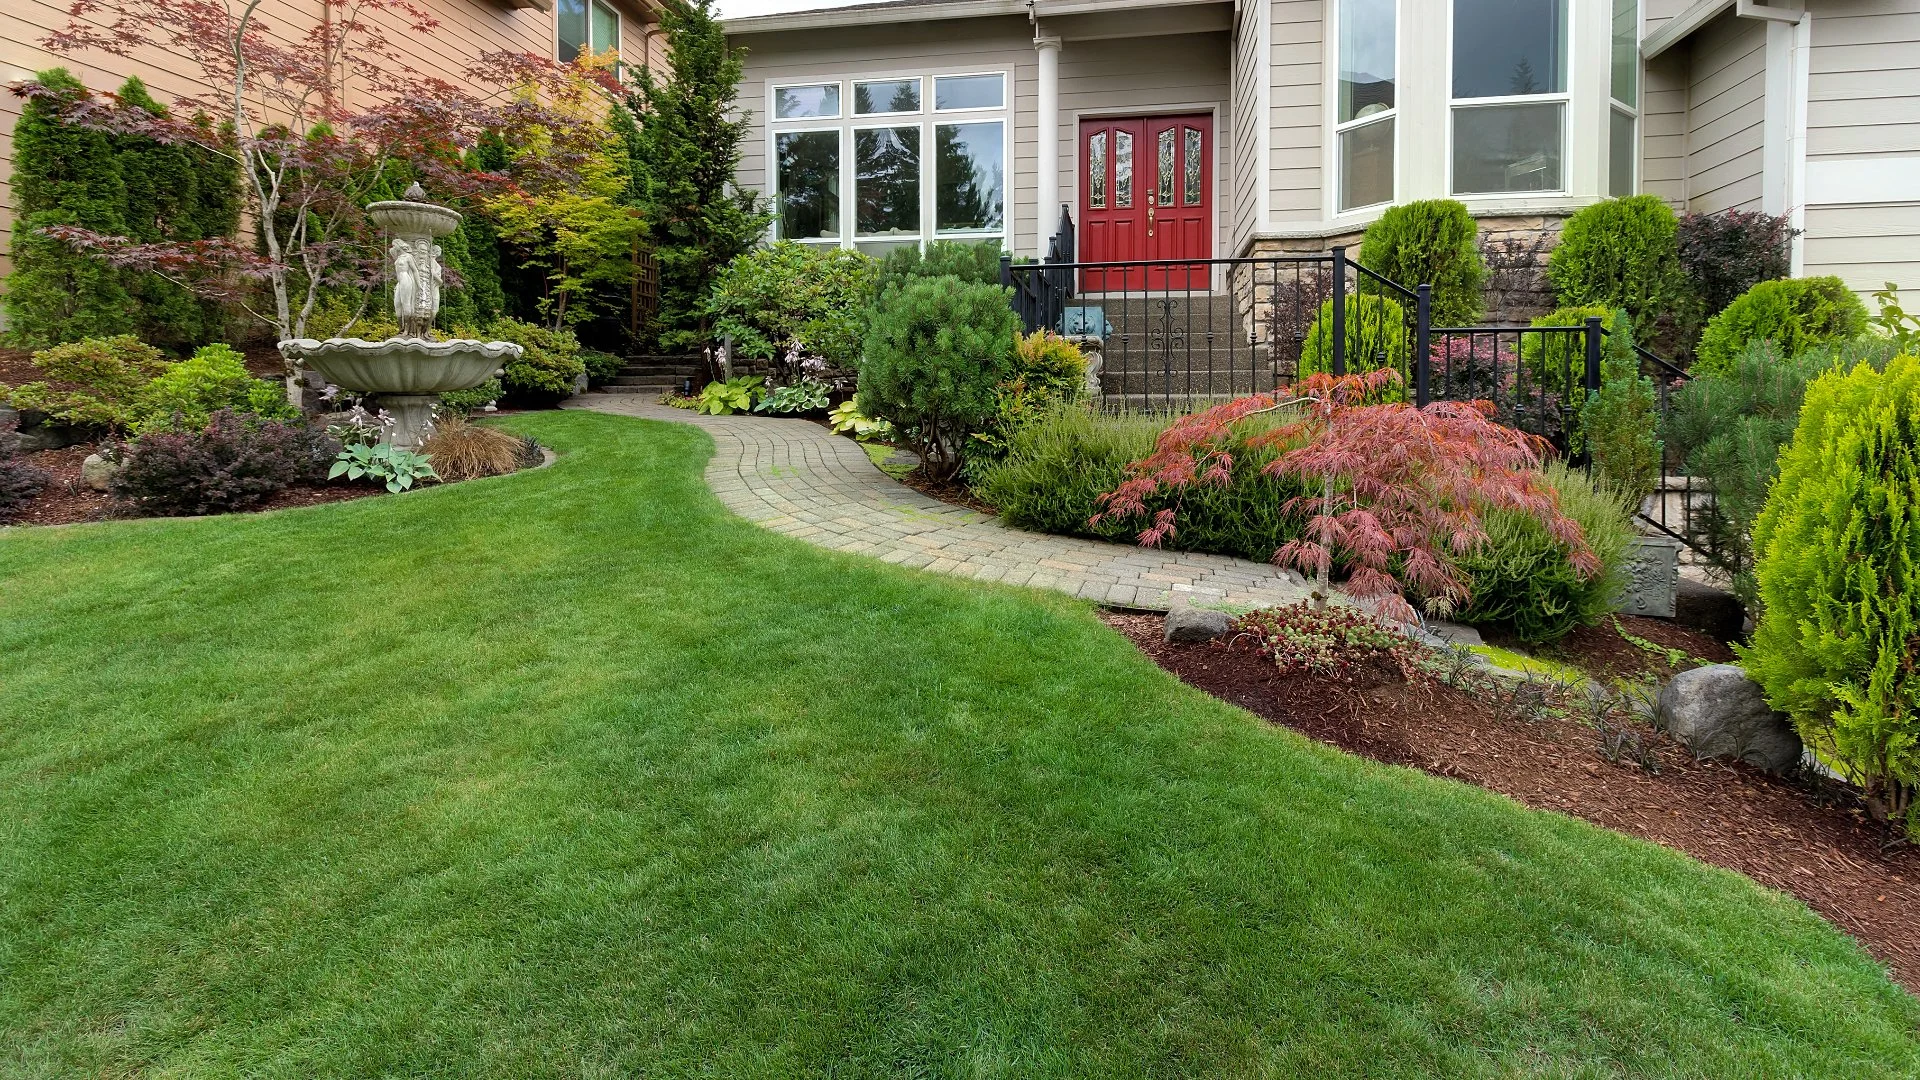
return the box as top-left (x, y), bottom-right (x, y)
top-left (1739, 354), bottom-right (1920, 826)
top-left (421, 414), bottom-right (528, 482)
top-left (1452, 463), bottom-right (1634, 645)
top-left (1097, 370), bottom-right (1600, 622)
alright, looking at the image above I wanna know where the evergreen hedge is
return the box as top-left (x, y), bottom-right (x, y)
top-left (1356, 199), bottom-right (1486, 325)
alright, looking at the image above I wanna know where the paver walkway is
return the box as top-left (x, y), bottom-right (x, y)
top-left (566, 395), bottom-right (1316, 611)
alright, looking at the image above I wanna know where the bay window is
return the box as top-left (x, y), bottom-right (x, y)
top-left (769, 73), bottom-right (1008, 252)
top-left (1450, 0), bottom-right (1568, 195)
top-left (1609, 0), bottom-right (1639, 196)
top-left (1335, 0), bottom-right (1396, 212)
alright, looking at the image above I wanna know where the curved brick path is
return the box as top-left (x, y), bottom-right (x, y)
top-left (565, 395), bottom-right (1315, 612)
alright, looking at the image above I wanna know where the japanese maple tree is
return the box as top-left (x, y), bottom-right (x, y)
top-left (1096, 369), bottom-right (1600, 620)
top-left (23, 0), bottom-right (612, 399)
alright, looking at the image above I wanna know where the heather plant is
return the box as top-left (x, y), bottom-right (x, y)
top-left (1356, 199), bottom-right (1486, 324)
top-left (1545, 195), bottom-right (1686, 329)
top-left (857, 276), bottom-right (1019, 479)
top-left (1452, 463), bottom-right (1634, 645)
top-left (2, 335), bottom-right (169, 430)
top-left (1694, 277), bottom-right (1868, 377)
top-left (1740, 354), bottom-right (1920, 827)
top-left (1676, 208), bottom-right (1792, 326)
top-left (1097, 371), bottom-right (1600, 621)
top-left (1297, 294), bottom-right (1411, 391)
top-left (111, 410), bottom-right (338, 515)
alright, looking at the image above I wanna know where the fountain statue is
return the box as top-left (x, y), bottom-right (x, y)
top-left (279, 183), bottom-right (523, 449)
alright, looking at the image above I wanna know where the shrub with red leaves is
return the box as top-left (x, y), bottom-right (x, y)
top-left (0, 417), bottom-right (51, 524)
top-left (1096, 370), bottom-right (1600, 621)
top-left (110, 410), bottom-right (339, 516)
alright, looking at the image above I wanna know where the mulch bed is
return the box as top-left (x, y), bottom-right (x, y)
top-left (1101, 609), bottom-right (1920, 991)
top-left (1496, 614), bottom-right (1738, 685)
top-left (898, 466), bottom-right (999, 516)
top-left (5, 443), bottom-right (381, 528)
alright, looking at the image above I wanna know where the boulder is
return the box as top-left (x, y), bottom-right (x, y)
top-left (1422, 620), bottom-right (1483, 647)
top-left (1164, 603), bottom-right (1234, 644)
top-left (1673, 577), bottom-right (1745, 644)
top-left (1656, 664), bottom-right (1802, 773)
top-left (79, 453), bottom-right (121, 492)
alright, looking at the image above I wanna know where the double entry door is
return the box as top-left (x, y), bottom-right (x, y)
top-left (1077, 114), bottom-right (1212, 291)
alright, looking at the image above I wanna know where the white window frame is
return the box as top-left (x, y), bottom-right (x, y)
top-left (1445, 0), bottom-right (1573, 198)
top-left (1329, 0), bottom-right (1399, 215)
top-left (766, 70), bottom-right (1010, 253)
top-left (1607, 0), bottom-right (1640, 196)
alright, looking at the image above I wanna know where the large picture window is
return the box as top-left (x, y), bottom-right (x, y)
top-left (1335, 0), bottom-right (1396, 212)
top-left (1450, 0), bottom-right (1568, 194)
top-left (769, 73), bottom-right (1008, 250)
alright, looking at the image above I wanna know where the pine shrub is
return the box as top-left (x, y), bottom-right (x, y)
top-left (1356, 199), bottom-right (1487, 325)
top-left (1740, 354), bottom-right (1920, 822)
top-left (131, 343), bottom-right (296, 434)
top-left (1693, 276), bottom-right (1868, 377)
top-left (1545, 195), bottom-right (1686, 329)
top-left (1676, 208), bottom-right (1792, 325)
top-left (4, 69), bottom-right (135, 348)
top-left (877, 239), bottom-right (1006, 287)
top-left (857, 276), bottom-right (1018, 478)
top-left (1453, 463), bottom-right (1635, 645)
top-left (111, 410), bottom-right (339, 515)
top-left (1298, 294), bottom-right (1410, 391)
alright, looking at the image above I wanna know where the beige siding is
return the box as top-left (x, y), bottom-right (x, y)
top-left (1806, 0), bottom-right (1920, 163)
top-left (1641, 50), bottom-right (1690, 206)
top-left (1803, 202), bottom-right (1920, 291)
top-left (1685, 11), bottom-right (1766, 213)
top-left (1231, 0), bottom-right (1267, 252)
top-left (1641, 0), bottom-right (1700, 36)
top-left (0, 0), bottom-right (655, 278)
top-left (1268, 0), bottom-right (1323, 223)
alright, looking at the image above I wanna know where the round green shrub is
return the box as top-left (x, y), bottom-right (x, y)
top-left (487, 317), bottom-right (586, 403)
top-left (1356, 199), bottom-right (1487, 325)
top-left (2, 334), bottom-right (169, 430)
top-left (877, 239), bottom-right (1006, 287)
top-left (857, 276), bottom-right (1018, 478)
top-left (1518, 305), bottom-right (1621, 391)
top-left (1452, 463), bottom-right (1634, 645)
top-left (439, 379), bottom-right (503, 415)
top-left (707, 241), bottom-right (878, 372)
top-left (1693, 276), bottom-right (1869, 377)
top-left (1298, 294), bottom-right (1410, 392)
top-left (132, 343), bottom-right (295, 434)
top-left (1740, 354), bottom-right (1920, 820)
top-left (1545, 195), bottom-right (1686, 329)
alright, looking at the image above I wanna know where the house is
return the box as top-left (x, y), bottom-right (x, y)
top-left (722, 0), bottom-right (1918, 315)
top-left (0, 0), bottom-right (668, 279)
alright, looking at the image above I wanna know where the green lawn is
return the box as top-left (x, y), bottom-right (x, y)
top-left (1, 410), bottom-right (1915, 1078)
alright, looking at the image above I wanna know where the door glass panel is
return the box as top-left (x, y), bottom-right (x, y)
top-left (1157, 128), bottom-right (1175, 206)
top-left (855, 126), bottom-right (920, 236)
top-left (855, 79), bottom-right (920, 114)
top-left (934, 121), bottom-right (1004, 231)
top-left (1183, 127), bottom-right (1203, 206)
top-left (1114, 130), bottom-right (1133, 207)
top-left (776, 130), bottom-right (840, 239)
top-left (1088, 132), bottom-right (1107, 209)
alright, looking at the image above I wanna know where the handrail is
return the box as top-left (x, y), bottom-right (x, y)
top-left (1352, 262), bottom-right (1418, 303)
top-left (1002, 254), bottom-right (1333, 273)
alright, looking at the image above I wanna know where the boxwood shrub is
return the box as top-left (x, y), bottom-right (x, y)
top-left (1693, 276), bottom-right (1869, 377)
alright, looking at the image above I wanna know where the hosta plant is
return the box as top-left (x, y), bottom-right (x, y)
top-left (695, 375), bottom-right (764, 415)
top-left (828, 398), bottom-right (891, 440)
top-left (755, 379), bottom-right (831, 415)
top-left (330, 443), bottom-right (438, 492)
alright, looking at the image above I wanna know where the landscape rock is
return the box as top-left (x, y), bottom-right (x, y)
top-left (80, 453), bottom-right (121, 492)
top-left (1673, 577), bottom-right (1745, 644)
top-left (1164, 603), bottom-right (1234, 644)
top-left (1421, 619), bottom-right (1483, 647)
top-left (1656, 664), bottom-right (1803, 773)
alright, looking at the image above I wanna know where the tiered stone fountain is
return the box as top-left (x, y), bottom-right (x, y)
top-left (279, 184), bottom-right (522, 448)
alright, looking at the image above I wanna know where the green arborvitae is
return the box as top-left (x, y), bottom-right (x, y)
top-left (3, 69), bottom-right (134, 348)
top-left (114, 76), bottom-right (212, 351)
top-left (436, 217), bottom-right (506, 331)
top-left (1545, 195), bottom-right (1687, 331)
top-left (627, 0), bottom-right (771, 352)
top-left (469, 132), bottom-right (544, 326)
top-left (1356, 199), bottom-right (1487, 325)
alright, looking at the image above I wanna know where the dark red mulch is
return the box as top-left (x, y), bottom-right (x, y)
top-left (1100, 609), bottom-right (1920, 992)
top-left (5, 443), bottom-right (384, 529)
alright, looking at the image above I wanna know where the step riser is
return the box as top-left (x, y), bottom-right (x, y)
top-left (1101, 373), bottom-right (1277, 396)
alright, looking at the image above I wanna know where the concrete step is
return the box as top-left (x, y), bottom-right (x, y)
top-left (617, 362), bottom-right (706, 377)
top-left (1099, 368), bottom-right (1278, 397)
top-left (605, 374), bottom-right (691, 387)
top-left (594, 384), bottom-right (665, 395)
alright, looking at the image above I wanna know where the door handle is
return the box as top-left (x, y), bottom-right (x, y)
top-left (1147, 203), bottom-right (1155, 238)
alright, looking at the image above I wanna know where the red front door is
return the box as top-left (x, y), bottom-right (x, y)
top-left (1078, 114), bottom-right (1212, 290)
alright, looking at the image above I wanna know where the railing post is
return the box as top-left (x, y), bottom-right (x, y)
top-left (1414, 283), bottom-right (1432, 408)
top-left (999, 253), bottom-right (1013, 289)
top-left (1330, 246), bottom-right (1348, 376)
top-left (1584, 316), bottom-right (1604, 394)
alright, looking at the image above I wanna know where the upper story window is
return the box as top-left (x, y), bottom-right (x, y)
top-left (558, 0), bottom-right (620, 64)
top-left (1450, 0), bottom-right (1568, 195)
top-left (1336, 0), bottom-right (1396, 212)
top-left (769, 73), bottom-right (1008, 254)
top-left (1608, 0), bottom-right (1640, 196)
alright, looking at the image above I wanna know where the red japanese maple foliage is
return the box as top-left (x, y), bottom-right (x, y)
top-left (21, 0), bottom-right (614, 368)
top-left (1095, 369), bottom-right (1601, 621)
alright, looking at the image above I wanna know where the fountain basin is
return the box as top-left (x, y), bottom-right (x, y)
top-left (279, 337), bottom-right (523, 449)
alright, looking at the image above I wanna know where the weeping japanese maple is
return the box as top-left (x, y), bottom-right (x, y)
top-left (1096, 370), bottom-right (1601, 620)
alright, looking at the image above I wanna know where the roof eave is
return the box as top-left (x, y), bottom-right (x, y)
top-left (721, 0), bottom-right (1219, 36)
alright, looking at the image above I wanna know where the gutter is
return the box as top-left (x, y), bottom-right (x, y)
top-left (722, 0), bottom-right (1222, 35)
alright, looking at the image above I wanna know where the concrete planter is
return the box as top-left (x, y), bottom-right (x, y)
top-left (1611, 535), bottom-right (1682, 619)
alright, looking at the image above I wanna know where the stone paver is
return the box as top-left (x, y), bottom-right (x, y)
top-left (565, 395), bottom-right (1316, 611)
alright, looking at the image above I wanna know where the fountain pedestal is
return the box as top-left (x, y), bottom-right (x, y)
top-left (278, 184), bottom-right (521, 450)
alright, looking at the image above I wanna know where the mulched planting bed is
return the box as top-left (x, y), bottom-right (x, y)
top-left (1101, 608), bottom-right (1920, 991)
top-left (5, 443), bottom-right (381, 528)
top-left (1497, 614), bottom-right (1738, 685)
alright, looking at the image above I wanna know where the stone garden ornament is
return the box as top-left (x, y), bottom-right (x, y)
top-left (279, 184), bottom-right (522, 449)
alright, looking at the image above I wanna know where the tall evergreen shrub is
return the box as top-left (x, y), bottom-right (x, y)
top-left (858, 276), bottom-right (1018, 478)
top-left (3, 69), bottom-right (134, 348)
top-left (114, 77), bottom-right (221, 351)
top-left (1545, 195), bottom-right (1686, 329)
top-left (1356, 199), bottom-right (1486, 325)
top-left (627, 0), bottom-right (770, 351)
top-left (1740, 354), bottom-right (1920, 824)
top-left (1693, 276), bottom-right (1868, 377)
top-left (1297, 294), bottom-right (1410, 390)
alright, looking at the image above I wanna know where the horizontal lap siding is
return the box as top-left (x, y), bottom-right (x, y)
top-left (1058, 32), bottom-right (1233, 259)
top-left (1231, 0), bottom-right (1266, 252)
top-left (1269, 0), bottom-right (1322, 224)
top-left (1685, 11), bottom-right (1766, 214)
top-left (733, 19), bottom-right (1038, 252)
top-left (1803, 0), bottom-right (1920, 294)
